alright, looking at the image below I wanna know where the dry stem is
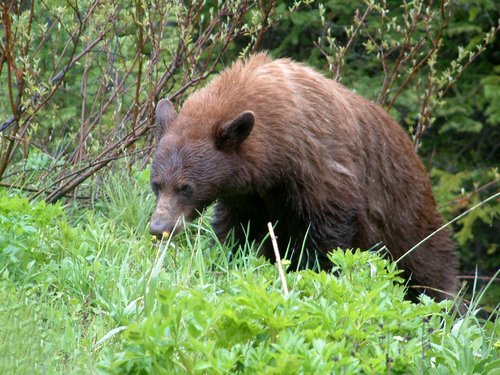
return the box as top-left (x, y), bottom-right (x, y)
top-left (267, 222), bottom-right (289, 296)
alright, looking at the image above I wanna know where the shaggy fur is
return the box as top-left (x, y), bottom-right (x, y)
top-left (150, 53), bottom-right (459, 301)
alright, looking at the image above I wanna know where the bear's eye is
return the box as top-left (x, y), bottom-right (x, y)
top-left (151, 182), bottom-right (161, 195)
top-left (175, 183), bottom-right (193, 196)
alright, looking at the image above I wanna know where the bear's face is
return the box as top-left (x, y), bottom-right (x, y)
top-left (150, 135), bottom-right (214, 237)
top-left (149, 99), bottom-right (254, 237)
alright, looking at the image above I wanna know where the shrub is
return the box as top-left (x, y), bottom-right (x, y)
top-left (99, 249), bottom-right (498, 374)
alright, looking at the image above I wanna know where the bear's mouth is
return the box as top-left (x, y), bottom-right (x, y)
top-left (149, 216), bottom-right (181, 239)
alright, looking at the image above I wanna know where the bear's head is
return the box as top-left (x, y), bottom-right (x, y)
top-left (149, 98), bottom-right (255, 237)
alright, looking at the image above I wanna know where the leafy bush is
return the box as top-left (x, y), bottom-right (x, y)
top-left (99, 249), bottom-right (498, 374)
top-left (1, 172), bottom-right (498, 374)
top-left (0, 190), bottom-right (71, 280)
top-left (0, 184), bottom-right (155, 373)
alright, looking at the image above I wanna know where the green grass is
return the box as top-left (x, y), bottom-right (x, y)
top-left (0, 170), bottom-right (498, 374)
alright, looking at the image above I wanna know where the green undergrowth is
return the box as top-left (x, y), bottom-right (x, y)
top-left (99, 248), bottom-right (499, 374)
top-left (0, 171), bottom-right (498, 374)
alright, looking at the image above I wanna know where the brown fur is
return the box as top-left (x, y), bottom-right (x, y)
top-left (150, 53), bottom-right (459, 302)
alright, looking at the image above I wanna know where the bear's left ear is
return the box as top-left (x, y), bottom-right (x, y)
top-left (155, 98), bottom-right (177, 140)
top-left (215, 111), bottom-right (255, 150)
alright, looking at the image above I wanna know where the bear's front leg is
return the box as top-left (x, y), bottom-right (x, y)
top-left (211, 200), bottom-right (274, 258)
top-left (211, 201), bottom-right (245, 245)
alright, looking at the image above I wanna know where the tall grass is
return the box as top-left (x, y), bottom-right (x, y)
top-left (0, 169), bottom-right (497, 374)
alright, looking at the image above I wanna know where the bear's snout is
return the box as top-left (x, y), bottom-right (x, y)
top-left (149, 218), bottom-right (171, 238)
top-left (149, 213), bottom-right (184, 238)
top-left (150, 195), bottom-right (185, 238)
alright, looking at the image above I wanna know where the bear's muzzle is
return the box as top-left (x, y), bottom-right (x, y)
top-left (149, 195), bottom-right (184, 238)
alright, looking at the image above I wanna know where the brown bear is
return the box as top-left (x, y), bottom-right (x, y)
top-left (150, 53), bottom-right (459, 302)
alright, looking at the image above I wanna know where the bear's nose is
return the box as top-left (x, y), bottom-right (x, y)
top-left (150, 219), bottom-right (169, 237)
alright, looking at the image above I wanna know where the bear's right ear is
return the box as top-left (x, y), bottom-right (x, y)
top-left (215, 111), bottom-right (255, 151)
top-left (155, 98), bottom-right (177, 140)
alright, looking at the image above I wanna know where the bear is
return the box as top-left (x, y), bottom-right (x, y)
top-left (149, 53), bottom-right (459, 302)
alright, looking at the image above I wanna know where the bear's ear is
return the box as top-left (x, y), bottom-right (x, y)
top-left (155, 98), bottom-right (177, 140)
top-left (215, 111), bottom-right (255, 150)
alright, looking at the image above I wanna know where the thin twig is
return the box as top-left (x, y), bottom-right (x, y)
top-left (332, 6), bottom-right (372, 80)
top-left (0, 181), bottom-right (89, 199)
top-left (396, 191), bottom-right (500, 263)
top-left (267, 222), bottom-right (289, 296)
top-left (458, 275), bottom-right (499, 281)
top-left (438, 178), bottom-right (499, 209)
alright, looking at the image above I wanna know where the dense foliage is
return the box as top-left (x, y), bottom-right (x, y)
top-left (100, 250), bottom-right (496, 374)
top-left (0, 177), bottom-right (498, 373)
